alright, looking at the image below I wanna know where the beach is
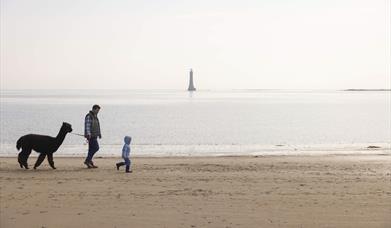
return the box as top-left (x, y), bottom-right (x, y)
top-left (1, 155), bottom-right (390, 228)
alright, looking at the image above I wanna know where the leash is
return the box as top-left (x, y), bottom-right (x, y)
top-left (70, 132), bottom-right (85, 137)
top-left (70, 132), bottom-right (89, 145)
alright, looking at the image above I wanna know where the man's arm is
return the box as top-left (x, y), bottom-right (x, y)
top-left (84, 115), bottom-right (92, 139)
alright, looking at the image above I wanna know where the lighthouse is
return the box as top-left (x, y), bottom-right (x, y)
top-left (187, 69), bottom-right (196, 91)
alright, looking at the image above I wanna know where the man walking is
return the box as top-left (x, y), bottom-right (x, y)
top-left (84, 104), bottom-right (101, 168)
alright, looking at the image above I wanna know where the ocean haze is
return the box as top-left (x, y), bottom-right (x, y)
top-left (0, 0), bottom-right (390, 90)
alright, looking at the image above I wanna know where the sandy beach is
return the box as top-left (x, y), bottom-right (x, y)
top-left (0, 155), bottom-right (390, 228)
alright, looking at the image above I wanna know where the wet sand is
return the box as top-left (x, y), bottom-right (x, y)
top-left (1, 155), bottom-right (390, 228)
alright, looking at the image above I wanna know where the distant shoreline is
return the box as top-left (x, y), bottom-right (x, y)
top-left (343, 89), bottom-right (391, 91)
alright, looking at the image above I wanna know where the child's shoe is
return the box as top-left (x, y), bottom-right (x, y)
top-left (116, 162), bottom-right (125, 170)
top-left (125, 165), bottom-right (132, 173)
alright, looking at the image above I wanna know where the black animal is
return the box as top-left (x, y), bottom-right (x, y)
top-left (16, 122), bottom-right (73, 169)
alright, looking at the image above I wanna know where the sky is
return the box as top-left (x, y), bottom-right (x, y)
top-left (0, 0), bottom-right (390, 90)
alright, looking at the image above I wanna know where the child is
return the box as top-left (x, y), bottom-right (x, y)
top-left (116, 136), bottom-right (132, 173)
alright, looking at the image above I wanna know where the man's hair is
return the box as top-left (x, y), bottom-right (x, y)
top-left (92, 104), bottom-right (101, 110)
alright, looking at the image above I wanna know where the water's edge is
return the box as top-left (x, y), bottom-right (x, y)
top-left (2, 143), bottom-right (390, 157)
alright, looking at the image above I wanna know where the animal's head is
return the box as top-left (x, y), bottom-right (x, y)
top-left (62, 122), bottom-right (73, 133)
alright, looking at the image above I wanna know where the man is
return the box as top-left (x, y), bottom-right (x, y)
top-left (84, 104), bottom-right (101, 168)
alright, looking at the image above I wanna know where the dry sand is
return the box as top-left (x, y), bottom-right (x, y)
top-left (1, 155), bottom-right (390, 228)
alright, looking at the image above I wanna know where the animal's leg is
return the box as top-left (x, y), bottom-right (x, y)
top-left (34, 153), bottom-right (46, 169)
top-left (17, 152), bottom-right (24, 168)
top-left (47, 153), bottom-right (56, 169)
top-left (18, 148), bottom-right (32, 169)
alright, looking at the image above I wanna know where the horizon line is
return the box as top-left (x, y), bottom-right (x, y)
top-left (1, 88), bottom-right (391, 91)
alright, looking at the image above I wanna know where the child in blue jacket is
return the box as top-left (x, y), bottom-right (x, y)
top-left (116, 136), bottom-right (132, 173)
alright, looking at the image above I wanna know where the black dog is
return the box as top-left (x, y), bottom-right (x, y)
top-left (16, 122), bottom-right (73, 169)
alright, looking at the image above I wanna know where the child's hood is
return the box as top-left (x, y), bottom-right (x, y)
top-left (124, 136), bottom-right (132, 145)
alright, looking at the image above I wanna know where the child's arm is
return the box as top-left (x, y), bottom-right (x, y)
top-left (122, 145), bottom-right (130, 159)
top-left (126, 146), bottom-right (131, 158)
top-left (122, 145), bottom-right (127, 158)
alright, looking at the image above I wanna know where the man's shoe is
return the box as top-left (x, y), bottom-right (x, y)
top-left (90, 162), bottom-right (98, 168)
top-left (84, 161), bottom-right (92, 168)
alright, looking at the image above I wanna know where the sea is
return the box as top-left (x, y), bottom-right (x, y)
top-left (0, 89), bottom-right (390, 157)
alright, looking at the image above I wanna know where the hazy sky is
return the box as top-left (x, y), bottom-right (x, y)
top-left (0, 0), bottom-right (390, 90)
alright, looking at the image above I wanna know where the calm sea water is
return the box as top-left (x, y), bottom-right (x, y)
top-left (0, 90), bottom-right (390, 156)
